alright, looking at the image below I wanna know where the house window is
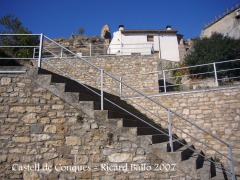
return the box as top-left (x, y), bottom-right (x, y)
top-left (147, 35), bottom-right (154, 42)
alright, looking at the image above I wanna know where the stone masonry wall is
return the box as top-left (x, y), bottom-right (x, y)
top-left (131, 88), bottom-right (240, 174)
top-left (34, 55), bottom-right (159, 97)
top-left (33, 55), bottom-right (240, 174)
top-left (0, 73), bottom-right (186, 179)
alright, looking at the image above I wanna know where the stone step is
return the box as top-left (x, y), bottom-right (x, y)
top-left (65, 81), bottom-right (101, 96)
top-left (179, 145), bottom-right (196, 161)
top-left (50, 83), bottom-right (66, 92)
top-left (35, 68), bottom-right (227, 179)
top-left (195, 157), bottom-right (218, 179)
top-left (78, 92), bottom-right (100, 102)
top-left (167, 139), bottom-right (187, 152)
top-left (212, 162), bottom-right (229, 180)
top-left (93, 101), bottom-right (136, 115)
top-left (152, 134), bottom-right (170, 144)
top-left (65, 92), bottom-right (80, 103)
top-left (107, 110), bottom-right (135, 119)
top-left (72, 101), bottom-right (96, 118)
top-left (174, 150), bottom-right (210, 179)
top-left (209, 157), bottom-right (217, 178)
top-left (152, 133), bottom-right (179, 144)
top-left (36, 74), bottom-right (52, 86)
top-left (152, 138), bottom-right (187, 153)
top-left (137, 127), bottom-right (166, 136)
top-left (122, 118), bottom-right (154, 127)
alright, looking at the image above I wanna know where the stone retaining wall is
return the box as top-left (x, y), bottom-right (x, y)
top-left (33, 55), bottom-right (160, 96)
top-left (31, 56), bottom-right (239, 174)
top-left (0, 73), bottom-right (184, 179)
top-left (130, 88), bottom-right (240, 173)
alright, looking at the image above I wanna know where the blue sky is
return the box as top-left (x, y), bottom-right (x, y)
top-left (0, 0), bottom-right (238, 39)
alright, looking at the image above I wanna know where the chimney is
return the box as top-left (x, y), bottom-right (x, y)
top-left (166, 25), bottom-right (172, 30)
top-left (119, 25), bottom-right (124, 31)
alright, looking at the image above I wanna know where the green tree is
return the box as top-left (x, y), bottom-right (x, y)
top-left (184, 33), bottom-right (240, 79)
top-left (78, 27), bottom-right (85, 35)
top-left (0, 14), bottom-right (39, 65)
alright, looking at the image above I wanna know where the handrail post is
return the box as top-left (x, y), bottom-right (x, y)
top-left (100, 69), bottom-right (104, 110)
top-left (38, 33), bottom-right (43, 68)
top-left (119, 77), bottom-right (122, 98)
top-left (213, 62), bottom-right (219, 87)
top-left (60, 47), bottom-right (63, 58)
top-left (168, 108), bottom-right (173, 152)
top-left (33, 48), bottom-right (36, 59)
top-left (90, 43), bottom-right (92, 57)
top-left (163, 70), bottom-right (167, 92)
top-left (228, 144), bottom-right (236, 180)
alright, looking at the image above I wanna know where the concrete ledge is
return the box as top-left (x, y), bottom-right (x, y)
top-left (0, 66), bottom-right (27, 74)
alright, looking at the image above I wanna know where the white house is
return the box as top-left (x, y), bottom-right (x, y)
top-left (108, 25), bottom-right (180, 62)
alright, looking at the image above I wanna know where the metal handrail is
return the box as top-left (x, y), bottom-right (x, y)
top-left (43, 35), bottom-right (101, 70)
top-left (0, 34), bottom-right (235, 179)
top-left (42, 58), bottom-right (231, 176)
top-left (41, 35), bottom-right (236, 179)
top-left (0, 34), bottom-right (41, 36)
top-left (204, 2), bottom-right (240, 29)
top-left (163, 59), bottom-right (240, 72)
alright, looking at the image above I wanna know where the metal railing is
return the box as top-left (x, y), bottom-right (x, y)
top-left (0, 33), bottom-right (236, 179)
top-left (159, 59), bottom-right (240, 93)
top-left (32, 42), bottom-right (154, 58)
top-left (204, 2), bottom-right (240, 29)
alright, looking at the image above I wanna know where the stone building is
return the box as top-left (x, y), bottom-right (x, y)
top-left (201, 2), bottom-right (240, 39)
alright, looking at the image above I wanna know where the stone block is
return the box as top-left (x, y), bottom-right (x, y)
top-left (21, 156), bottom-right (34, 163)
top-left (10, 106), bottom-right (26, 113)
top-left (52, 118), bottom-right (66, 124)
top-left (44, 153), bottom-right (58, 160)
top-left (40, 117), bottom-right (50, 124)
top-left (44, 125), bottom-right (57, 133)
top-left (182, 109), bottom-right (189, 115)
top-left (92, 155), bottom-right (106, 163)
top-left (0, 155), bottom-right (7, 163)
top-left (23, 171), bottom-right (40, 180)
top-left (22, 113), bottom-right (37, 123)
top-left (31, 134), bottom-right (51, 142)
top-left (54, 158), bottom-right (72, 166)
top-left (9, 148), bottom-right (26, 154)
top-left (31, 124), bottom-right (44, 134)
top-left (1, 125), bottom-right (15, 134)
top-left (190, 109), bottom-right (202, 114)
top-left (26, 149), bottom-right (38, 155)
top-left (43, 93), bottom-right (52, 100)
top-left (12, 136), bottom-right (30, 143)
top-left (108, 153), bottom-right (133, 162)
top-left (75, 172), bottom-right (91, 179)
top-left (7, 154), bottom-right (20, 162)
top-left (133, 156), bottom-right (147, 162)
top-left (56, 125), bottom-right (67, 134)
top-left (52, 105), bottom-right (64, 110)
top-left (91, 123), bottom-right (99, 129)
top-left (75, 155), bottom-right (88, 165)
top-left (82, 122), bottom-right (91, 130)
top-left (59, 174), bottom-right (75, 180)
top-left (66, 136), bottom-right (81, 146)
top-left (5, 118), bottom-right (18, 123)
top-left (1, 77), bottom-right (11, 85)
top-left (45, 140), bottom-right (64, 147)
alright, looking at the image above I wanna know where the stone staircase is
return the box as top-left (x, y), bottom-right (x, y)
top-left (28, 67), bottom-right (229, 179)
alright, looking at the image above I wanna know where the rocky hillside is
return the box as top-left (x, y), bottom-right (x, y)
top-left (44, 25), bottom-right (111, 56)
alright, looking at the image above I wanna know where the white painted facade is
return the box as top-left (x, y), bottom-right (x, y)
top-left (108, 26), bottom-right (180, 62)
